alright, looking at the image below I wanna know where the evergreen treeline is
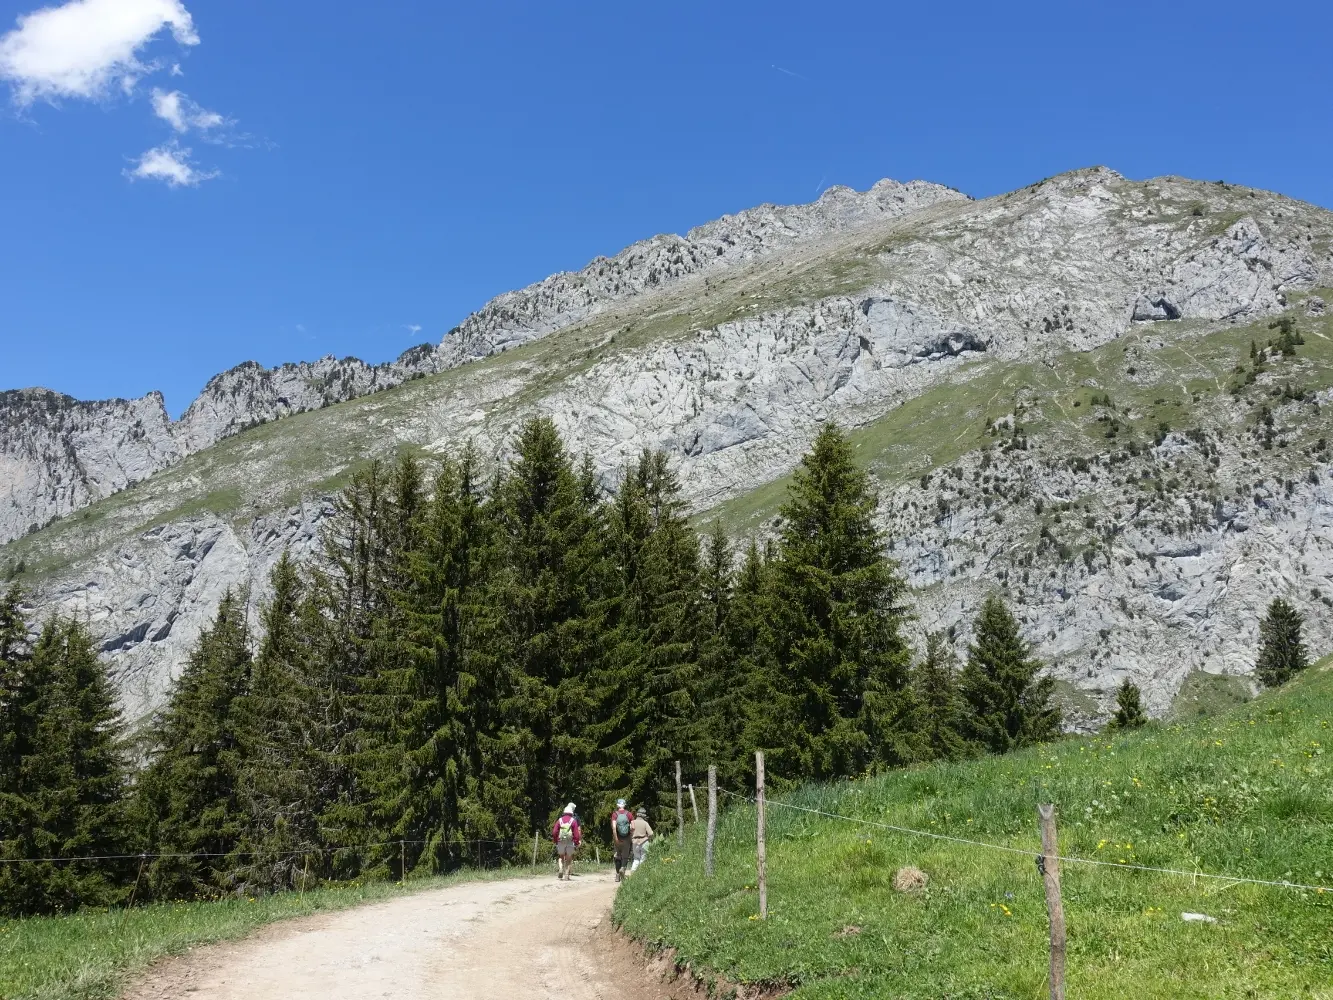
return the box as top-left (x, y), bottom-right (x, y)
top-left (37, 418), bottom-right (1330, 916)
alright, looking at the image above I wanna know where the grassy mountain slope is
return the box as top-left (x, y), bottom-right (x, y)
top-left (614, 656), bottom-right (1333, 999)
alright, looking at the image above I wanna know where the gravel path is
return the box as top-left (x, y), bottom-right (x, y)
top-left (123, 872), bottom-right (673, 1000)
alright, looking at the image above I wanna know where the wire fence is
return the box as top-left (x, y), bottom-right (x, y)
top-left (715, 787), bottom-right (1333, 894)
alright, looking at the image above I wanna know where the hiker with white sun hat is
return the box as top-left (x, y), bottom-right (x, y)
top-left (551, 802), bottom-right (582, 880)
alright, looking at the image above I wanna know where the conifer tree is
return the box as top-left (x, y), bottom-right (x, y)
top-left (696, 524), bottom-right (742, 776)
top-left (762, 423), bottom-right (913, 782)
top-left (1109, 679), bottom-right (1147, 730)
top-left (1255, 598), bottom-right (1308, 688)
top-left (0, 617), bottom-right (130, 915)
top-left (391, 445), bottom-right (504, 871)
top-left (139, 590), bottom-right (253, 898)
top-left (0, 585), bottom-right (25, 792)
top-left (488, 417), bottom-right (612, 836)
top-left (958, 595), bottom-right (1060, 754)
top-left (913, 632), bottom-right (967, 760)
top-left (601, 451), bottom-right (702, 827)
top-left (232, 553), bottom-right (328, 890)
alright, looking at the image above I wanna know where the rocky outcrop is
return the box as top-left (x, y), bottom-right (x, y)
top-left (0, 388), bottom-right (181, 543)
top-left (173, 345), bottom-right (443, 454)
top-left (435, 179), bottom-right (970, 366)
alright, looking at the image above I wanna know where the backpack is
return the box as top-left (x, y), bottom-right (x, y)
top-left (557, 815), bottom-right (576, 842)
top-left (615, 809), bottom-right (631, 837)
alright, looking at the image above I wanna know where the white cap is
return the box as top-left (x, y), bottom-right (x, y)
top-left (564, 802), bottom-right (576, 814)
top-left (616, 798), bottom-right (626, 808)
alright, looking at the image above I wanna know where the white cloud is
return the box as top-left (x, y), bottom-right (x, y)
top-left (125, 141), bottom-right (215, 187)
top-left (151, 87), bottom-right (222, 132)
top-left (406, 324), bottom-right (423, 335)
top-left (0, 0), bottom-right (198, 104)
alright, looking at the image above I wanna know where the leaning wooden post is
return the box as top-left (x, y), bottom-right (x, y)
top-left (756, 750), bottom-right (768, 920)
top-left (676, 760), bottom-right (685, 848)
top-left (705, 765), bottom-right (718, 878)
top-left (689, 784), bottom-right (699, 823)
top-left (1037, 804), bottom-right (1066, 1000)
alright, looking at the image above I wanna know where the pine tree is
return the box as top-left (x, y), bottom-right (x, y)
top-left (913, 632), bottom-right (967, 760)
top-left (488, 418), bottom-right (612, 838)
top-left (1109, 679), bottom-right (1147, 730)
top-left (762, 423), bottom-right (913, 782)
top-left (958, 595), bottom-right (1060, 754)
top-left (1255, 598), bottom-right (1308, 688)
top-left (601, 451), bottom-right (702, 830)
top-left (696, 524), bottom-right (742, 777)
top-left (230, 553), bottom-right (330, 891)
top-left (0, 616), bottom-right (131, 916)
top-left (138, 591), bottom-right (253, 898)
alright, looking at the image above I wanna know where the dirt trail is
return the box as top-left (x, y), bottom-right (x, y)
top-left (124, 872), bottom-right (683, 1000)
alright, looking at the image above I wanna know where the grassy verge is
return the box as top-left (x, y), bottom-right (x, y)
top-left (0, 866), bottom-right (548, 1000)
top-left (615, 658), bottom-right (1333, 999)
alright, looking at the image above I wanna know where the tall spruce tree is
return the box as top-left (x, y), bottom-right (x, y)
top-left (696, 524), bottom-right (743, 779)
top-left (958, 595), bottom-right (1060, 754)
top-left (391, 445), bottom-right (505, 871)
top-left (488, 418), bottom-right (612, 836)
top-left (913, 632), bottom-right (967, 761)
top-left (601, 450), bottom-right (702, 829)
top-left (0, 616), bottom-right (130, 916)
top-left (761, 423), bottom-right (913, 782)
top-left (231, 553), bottom-right (330, 891)
top-left (139, 590), bottom-right (254, 898)
top-left (1109, 679), bottom-right (1147, 730)
top-left (1255, 598), bottom-right (1309, 688)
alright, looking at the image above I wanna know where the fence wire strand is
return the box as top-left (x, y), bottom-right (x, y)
top-left (0, 837), bottom-right (523, 866)
top-left (717, 788), bottom-right (1333, 894)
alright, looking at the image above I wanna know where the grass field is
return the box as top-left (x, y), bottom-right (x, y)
top-left (614, 657), bottom-right (1333, 999)
top-left (0, 866), bottom-right (556, 1000)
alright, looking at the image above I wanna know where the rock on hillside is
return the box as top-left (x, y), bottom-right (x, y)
top-left (0, 345), bottom-right (442, 545)
top-left (435, 178), bottom-right (969, 365)
top-left (5, 168), bottom-right (1333, 723)
top-left (172, 345), bottom-right (443, 455)
top-left (0, 388), bottom-right (181, 544)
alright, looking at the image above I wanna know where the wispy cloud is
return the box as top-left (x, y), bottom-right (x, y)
top-left (125, 140), bottom-right (215, 187)
top-left (0, 0), bottom-right (198, 104)
top-left (151, 87), bottom-right (223, 133)
top-left (771, 64), bottom-right (808, 81)
top-left (405, 324), bottom-right (423, 335)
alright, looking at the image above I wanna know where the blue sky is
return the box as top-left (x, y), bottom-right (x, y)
top-left (2, 0), bottom-right (1331, 416)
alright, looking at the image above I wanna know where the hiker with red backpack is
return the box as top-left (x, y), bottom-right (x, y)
top-left (610, 798), bottom-right (634, 882)
top-left (551, 802), bottom-right (582, 880)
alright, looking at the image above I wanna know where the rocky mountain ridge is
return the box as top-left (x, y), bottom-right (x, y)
top-left (4, 167), bottom-right (1332, 726)
top-left (0, 179), bottom-right (967, 546)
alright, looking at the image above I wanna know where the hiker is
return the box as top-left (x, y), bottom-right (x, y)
top-left (610, 798), bottom-right (634, 882)
top-left (628, 807), bottom-right (654, 875)
top-left (551, 802), bottom-right (582, 880)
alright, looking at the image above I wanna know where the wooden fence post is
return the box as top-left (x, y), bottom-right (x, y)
top-left (532, 831), bottom-right (540, 869)
top-left (756, 750), bottom-right (767, 920)
top-left (689, 784), bottom-right (699, 823)
top-left (706, 765), bottom-right (717, 878)
top-left (676, 760), bottom-right (685, 848)
top-left (401, 840), bottom-right (407, 884)
top-left (1037, 804), bottom-right (1066, 1000)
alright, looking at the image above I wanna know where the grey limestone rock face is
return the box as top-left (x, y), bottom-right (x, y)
top-left (0, 388), bottom-right (181, 545)
top-left (39, 501), bottom-right (329, 724)
top-left (173, 345), bottom-right (443, 455)
top-left (434, 178), bottom-right (971, 367)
